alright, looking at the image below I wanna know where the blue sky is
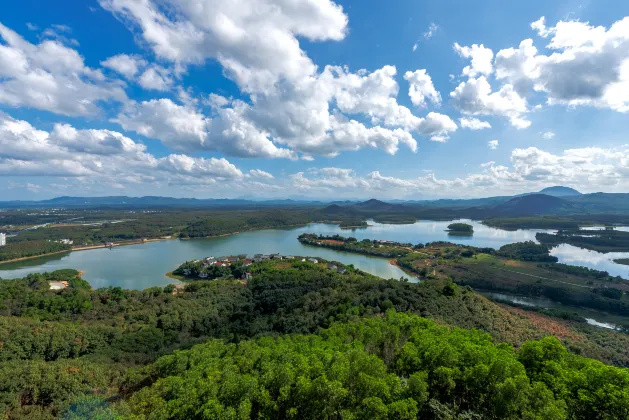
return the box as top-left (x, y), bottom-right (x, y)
top-left (2, 0), bottom-right (629, 200)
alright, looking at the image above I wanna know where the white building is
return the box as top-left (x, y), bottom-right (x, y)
top-left (0, 232), bottom-right (6, 247)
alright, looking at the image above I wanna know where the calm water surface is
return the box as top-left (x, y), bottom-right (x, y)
top-left (480, 292), bottom-right (620, 330)
top-left (1, 219), bottom-right (629, 288)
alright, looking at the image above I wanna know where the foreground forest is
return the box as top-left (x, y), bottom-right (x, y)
top-left (0, 260), bottom-right (628, 418)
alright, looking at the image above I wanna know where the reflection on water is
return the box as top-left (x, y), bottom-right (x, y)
top-left (480, 292), bottom-right (620, 330)
top-left (1, 219), bottom-right (629, 289)
top-left (550, 244), bottom-right (629, 278)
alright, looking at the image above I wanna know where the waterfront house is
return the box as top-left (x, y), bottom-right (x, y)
top-left (338, 268), bottom-right (347, 274)
top-left (199, 272), bottom-right (209, 279)
top-left (243, 260), bottom-right (253, 266)
top-left (328, 264), bottom-right (337, 270)
top-left (308, 258), bottom-right (318, 264)
top-left (229, 256), bottom-right (239, 262)
top-left (183, 269), bottom-right (192, 276)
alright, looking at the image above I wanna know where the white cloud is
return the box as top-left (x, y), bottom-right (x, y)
top-left (541, 131), bottom-right (555, 140)
top-left (5, 109), bottom-right (629, 197)
top-left (327, 65), bottom-right (422, 130)
top-left (101, 53), bottom-right (146, 78)
top-left (249, 169), bottom-right (274, 179)
top-left (157, 154), bottom-right (243, 179)
top-left (0, 22), bottom-right (127, 116)
top-left (453, 43), bottom-right (494, 77)
top-left (450, 76), bottom-right (530, 128)
top-left (459, 117), bottom-right (491, 130)
top-left (138, 66), bottom-right (172, 91)
top-left (495, 16), bottom-right (629, 113)
top-left (488, 140), bottom-right (499, 149)
top-left (286, 145), bottom-right (629, 198)
top-left (99, 0), bottom-right (348, 93)
top-left (530, 16), bottom-right (550, 38)
top-left (404, 69), bottom-right (441, 107)
top-left (416, 112), bottom-right (458, 142)
top-left (0, 111), bottom-right (254, 190)
top-left (115, 98), bottom-right (296, 158)
top-left (101, 1), bottom-right (456, 157)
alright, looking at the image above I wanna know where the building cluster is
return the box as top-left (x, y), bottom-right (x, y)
top-left (180, 253), bottom-right (348, 280)
top-left (0, 232), bottom-right (6, 247)
top-left (57, 239), bottom-right (73, 245)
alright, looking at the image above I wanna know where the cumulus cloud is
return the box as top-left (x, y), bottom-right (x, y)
top-left (459, 117), bottom-right (491, 130)
top-left (0, 112), bottom-right (255, 190)
top-left (404, 69), bottom-right (441, 107)
top-left (0, 22), bottom-right (127, 116)
top-left (453, 43), bottom-right (494, 77)
top-left (99, 0), bottom-right (348, 93)
top-left (100, 1), bottom-right (454, 158)
top-left (496, 16), bottom-right (629, 112)
top-left (137, 66), bottom-right (172, 91)
top-left (488, 140), bottom-right (499, 149)
top-left (450, 76), bottom-right (530, 128)
top-left (101, 53), bottom-right (146, 78)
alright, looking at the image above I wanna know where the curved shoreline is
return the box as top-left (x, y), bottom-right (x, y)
top-left (0, 250), bottom-right (72, 265)
top-left (0, 223), bottom-right (313, 266)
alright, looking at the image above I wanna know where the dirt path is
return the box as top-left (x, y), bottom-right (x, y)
top-left (494, 267), bottom-right (592, 289)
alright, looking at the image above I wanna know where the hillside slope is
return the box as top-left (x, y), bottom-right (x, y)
top-left (489, 194), bottom-right (579, 216)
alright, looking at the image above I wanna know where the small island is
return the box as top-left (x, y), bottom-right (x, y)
top-left (613, 258), bottom-right (629, 266)
top-left (339, 219), bottom-right (369, 229)
top-left (445, 222), bottom-right (474, 235)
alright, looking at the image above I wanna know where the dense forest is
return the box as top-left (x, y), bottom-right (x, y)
top-left (496, 241), bottom-right (559, 262)
top-left (0, 240), bottom-right (71, 262)
top-left (1, 261), bottom-right (629, 418)
top-left (121, 312), bottom-right (629, 420)
top-left (537, 229), bottom-right (629, 252)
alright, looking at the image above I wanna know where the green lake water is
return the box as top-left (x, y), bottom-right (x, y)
top-left (1, 219), bottom-right (629, 289)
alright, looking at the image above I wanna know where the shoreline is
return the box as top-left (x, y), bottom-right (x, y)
top-left (0, 223), bottom-right (312, 266)
top-left (0, 249), bottom-right (73, 265)
top-left (0, 237), bottom-right (178, 265)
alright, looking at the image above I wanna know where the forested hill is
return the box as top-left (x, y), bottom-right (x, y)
top-left (0, 261), bottom-right (628, 418)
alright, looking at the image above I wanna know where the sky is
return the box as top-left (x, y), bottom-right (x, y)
top-left (2, 0), bottom-right (629, 200)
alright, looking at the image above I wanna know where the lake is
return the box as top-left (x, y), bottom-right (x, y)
top-left (1, 219), bottom-right (629, 289)
top-left (480, 292), bottom-right (621, 330)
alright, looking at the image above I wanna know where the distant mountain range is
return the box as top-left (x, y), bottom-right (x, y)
top-left (538, 186), bottom-right (582, 197)
top-left (3, 186), bottom-right (629, 217)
